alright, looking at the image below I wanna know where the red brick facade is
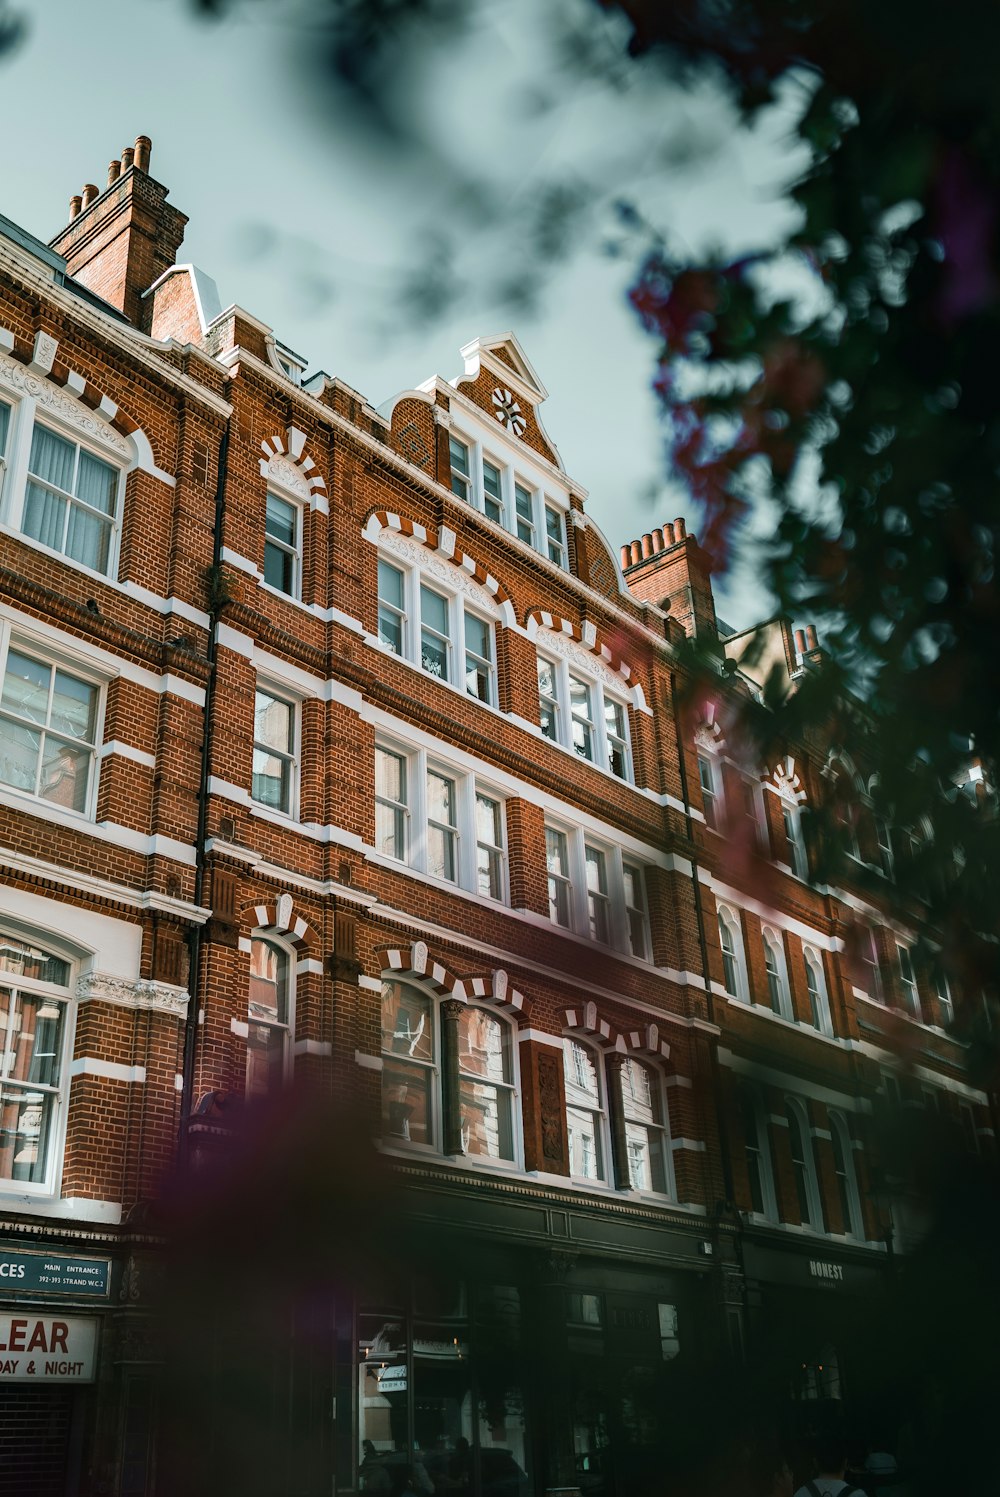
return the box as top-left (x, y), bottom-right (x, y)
top-left (0, 138), bottom-right (992, 1496)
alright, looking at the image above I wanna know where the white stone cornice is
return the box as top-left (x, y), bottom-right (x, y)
top-left (76, 972), bottom-right (189, 1019)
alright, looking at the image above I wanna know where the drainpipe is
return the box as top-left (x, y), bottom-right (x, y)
top-left (179, 419), bottom-right (231, 1166)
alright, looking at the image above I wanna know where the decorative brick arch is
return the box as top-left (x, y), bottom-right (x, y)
top-left (248, 893), bottom-right (322, 957)
top-left (461, 967), bottom-right (529, 1018)
top-left (363, 511), bottom-right (516, 626)
top-left (564, 1000), bottom-right (621, 1051)
top-left (260, 424), bottom-right (327, 505)
top-left (526, 609), bottom-right (635, 687)
top-left (0, 323), bottom-right (174, 486)
top-left (622, 1022), bottom-right (671, 1061)
top-left (771, 754), bottom-right (807, 805)
top-left (379, 941), bottom-right (463, 997)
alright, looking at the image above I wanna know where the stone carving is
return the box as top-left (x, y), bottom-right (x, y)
top-left (31, 332), bottom-right (58, 374)
top-left (493, 967), bottom-right (508, 1003)
top-left (265, 453), bottom-right (310, 501)
top-left (694, 719), bottom-right (725, 754)
top-left (536, 626), bottom-right (626, 691)
top-left (276, 891), bottom-right (294, 931)
top-left (411, 939), bottom-right (428, 974)
top-left (492, 386), bottom-right (527, 437)
top-left (378, 530), bottom-right (500, 614)
top-left (119, 1254), bottom-right (141, 1303)
top-left (76, 972), bottom-right (189, 1018)
top-left (772, 757), bottom-right (806, 804)
top-left (0, 354), bottom-right (130, 458)
top-left (537, 1051), bottom-right (564, 1165)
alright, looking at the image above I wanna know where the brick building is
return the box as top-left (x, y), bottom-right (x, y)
top-left (0, 139), bottom-right (992, 1496)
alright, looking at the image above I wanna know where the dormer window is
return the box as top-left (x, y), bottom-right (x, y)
top-left (274, 343), bottom-right (306, 386)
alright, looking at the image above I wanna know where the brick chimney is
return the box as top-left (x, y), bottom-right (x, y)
top-left (50, 136), bottom-right (187, 330)
top-left (620, 518), bottom-right (718, 640)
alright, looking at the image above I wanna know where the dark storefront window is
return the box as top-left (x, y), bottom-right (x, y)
top-left (357, 1281), bottom-right (529, 1496)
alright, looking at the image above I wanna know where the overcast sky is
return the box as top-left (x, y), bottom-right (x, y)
top-left (1, 0), bottom-right (805, 626)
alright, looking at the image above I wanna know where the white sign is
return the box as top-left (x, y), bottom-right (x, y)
top-left (0, 1314), bottom-right (98, 1382)
top-left (808, 1260), bottom-right (844, 1283)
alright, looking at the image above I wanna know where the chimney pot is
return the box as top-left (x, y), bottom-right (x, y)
top-left (620, 544), bottom-right (631, 570)
top-left (69, 195), bottom-right (82, 221)
top-left (641, 533), bottom-right (653, 559)
top-left (805, 624), bottom-right (819, 651)
top-left (664, 521), bottom-right (676, 546)
top-left (675, 516), bottom-right (687, 539)
top-left (107, 160), bottom-right (121, 186)
top-left (652, 528), bottom-right (664, 553)
top-left (794, 629), bottom-right (807, 654)
top-left (630, 540), bottom-right (642, 566)
top-left (81, 183), bottom-right (99, 209)
top-left (134, 135), bottom-right (152, 173)
top-left (121, 146), bottom-right (135, 172)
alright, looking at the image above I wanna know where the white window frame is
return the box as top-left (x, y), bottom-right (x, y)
top-left (619, 1056), bottom-right (674, 1198)
top-left (0, 628), bottom-right (107, 823)
top-left (544, 820), bottom-right (650, 958)
top-left (717, 904), bottom-right (748, 1002)
top-left (785, 1096), bottom-right (822, 1229)
top-left (896, 942), bottom-right (920, 1018)
top-left (829, 1111), bottom-right (863, 1238)
top-left (740, 772), bottom-right (767, 853)
top-left (374, 548), bottom-right (498, 708)
top-left (0, 387), bottom-right (129, 583)
top-left (251, 683), bottom-right (299, 819)
top-left (762, 926), bottom-right (793, 1020)
top-left (622, 860), bottom-right (650, 961)
top-left (456, 1004), bottom-right (519, 1166)
top-left (781, 801), bottom-right (808, 878)
top-left (536, 649), bottom-right (633, 783)
top-left (0, 925), bottom-right (78, 1198)
top-left (246, 935), bottom-right (295, 1098)
top-left (374, 738), bottom-right (508, 902)
top-left (875, 816), bottom-right (894, 877)
top-left (861, 927), bottom-right (884, 1004)
top-left (263, 487), bottom-right (304, 601)
top-left (380, 977), bottom-right (440, 1153)
top-left (563, 1038), bottom-right (611, 1185)
top-left (934, 969), bottom-right (954, 1028)
top-left (740, 1083), bottom-right (777, 1221)
top-left (697, 750), bottom-right (723, 830)
top-left (448, 422), bottom-right (569, 569)
top-left (803, 945), bottom-right (834, 1036)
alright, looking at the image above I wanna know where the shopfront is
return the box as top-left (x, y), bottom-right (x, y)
top-left (0, 1243), bottom-right (113, 1497)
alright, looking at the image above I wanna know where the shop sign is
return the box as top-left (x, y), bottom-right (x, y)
top-left (0, 1248), bottom-right (111, 1299)
top-left (808, 1259), bottom-right (844, 1284)
top-left (0, 1314), bottom-right (98, 1382)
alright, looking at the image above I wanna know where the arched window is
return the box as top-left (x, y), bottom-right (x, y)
top-left (785, 1098), bottom-right (822, 1229)
top-left (457, 1006), bottom-right (515, 1161)
top-left (717, 906), bottom-right (747, 1002)
top-left (620, 1057), bottom-right (672, 1195)
top-left (380, 979), bottom-right (437, 1147)
top-left (247, 938), bottom-right (293, 1098)
top-left (564, 1040), bottom-right (609, 1182)
top-left (380, 982), bottom-right (520, 1164)
top-left (0, 928), bottom-right (74, 1188)
top-left (803, 947), bottom-right (833, 1036)
top-left (782, 802), bottom-right (808, 879)
top-left (762, 928), bottom-right (791, 1019)
top-left (829, 1113), bottom-right (863, 1237)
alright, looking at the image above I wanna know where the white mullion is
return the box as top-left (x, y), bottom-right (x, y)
top-left (471, 437), bottom-right (484, 515)
top-left (458, 773), bottom-right (476, 891)
top-left (4, 393), bottom-right (33, 530)
top-left (609, 847), bottom-right (629, 953)
top-left (570, 828), bottom-right (589, 936)
top-left (557, 658), bottom-right (571, 752)
top-left (412, 747), bottom-right (428, 873)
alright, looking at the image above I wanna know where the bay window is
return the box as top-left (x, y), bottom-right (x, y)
top-left (0, 930), bottom-right (73, 1190)
top-left (536, 649), bottom-right (633, 782)
top-left (374, 739), bottom-right (507, 901)
top-left (375, 551), bottom-right (498, 707)
top-left (0, 640), bottom-right (102, 817)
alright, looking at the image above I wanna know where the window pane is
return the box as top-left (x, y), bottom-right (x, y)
top-left (450, 436), bottom-right (470, 500)
top-left (566, 1106), bottom-right (603, 1179)
top-left (377, 559), bottom-right (404, 610)
top-left (29, 424), bottom-right (75, 491)
top-left (254, 692), bottom-right (292, 753)
top-left (475, 793), bottom-right (501, 847)
top-left (564, 1042), bottom-right (600, 1106)
top-left (514, 483), bottom-right (534, 543)
top-left (570, 677), bottom-right (593, 760)
top-left (376, 747), bottom-right (405, 802)
top-left (382, 1057), bottom-right (433, 1144)
top-left (427, 770), bottom-right (455, 826)
top-left (40, 736), bottom-right (91, 811)
top-left (2, 650), bottom-right (50, 724)
top-left (465, 614), bottom-right (490, 661)
top-left (483, 460), bottom-right (503, 522)
top-left (420, 586), bottom-right (449, 636)
top-left (65, 506), bottom-right (111, 572)
top-left (0, 936), bottom-right (69, 986)
top-left (0, 719), bottom-right (41, 796)
top-left (420, 632), bottom-right (449, 679)
top-left (459, 1074), bottom-right (513, 1159)
top-left (51, 670), bottom-right (97, 741)
top-left (381, 983), bottom-right (433, 1062)
top-left (264, 541), bottom-right (295, 594)
top-left (545, 505), bottom-right (564, 563)
top-left (459, 1008), bottom-right (509, 1082)
top-left (251, 748), bottom-right (290, 811)
top-left (246, 1022), bottom-right (286, 1099)
top-left (75, 450), bottom-right (117, 515)
top-left (249, 940), bottom-right (288, 1025)
top-left (0, 401), bottom-right (8, 454)
top-left (265, 493), bottom-right (296, 547)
